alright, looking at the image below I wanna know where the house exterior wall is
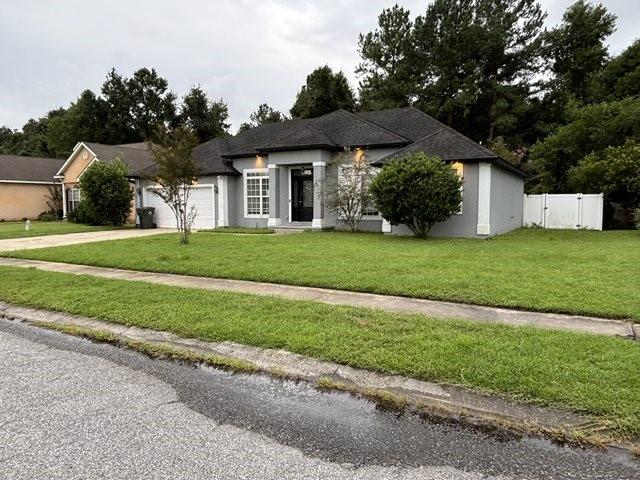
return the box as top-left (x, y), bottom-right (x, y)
top-left (0, 183), bottom-right (57, 220)
top-left (62, 146), bottom-right (95, 184)
top-left (331, 147), bottom-right (398, 232)
top-left (229, 156), bottom-right (268, 228)
top-left (489, 164), bottom-right (524, 235)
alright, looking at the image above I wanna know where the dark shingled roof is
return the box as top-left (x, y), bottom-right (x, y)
top-left (191, 137), bottom-right (241, 176)
top-left (79, 107), bottom-right (524, 178)
top-left (84, 142), bottom-right (155, 176)
top-left (372, 128), bottom-right (496, 163)
top-left (80, 141), bottom-right (239, 178)
top-left (0, 154), bottom-right (64, 183)
top-left (222, 109), bottom-right (410, 157)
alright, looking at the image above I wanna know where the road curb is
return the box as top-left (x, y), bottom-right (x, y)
top-left (0, 301), bottom-right (636, 453)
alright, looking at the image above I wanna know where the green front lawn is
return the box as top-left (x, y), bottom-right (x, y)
top-left (0, 221), bottom-right (124, 240)
top-left (0, 265), bottom-right (638, 436)
top-left (5, 228), bottom-right (638, 320)
top-left (198, 227), bottom-right (274, 234)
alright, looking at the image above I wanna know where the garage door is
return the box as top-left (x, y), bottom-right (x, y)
top-left (143, 185), bottom-right (216, 229)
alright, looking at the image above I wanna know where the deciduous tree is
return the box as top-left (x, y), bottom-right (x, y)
top-left (180, 86), bottom-right (230, 142)
top-left (290, 66), bottom-right (355, 118)
top-left (149, 126), bottom-right (201, 244)
top-left (238, 103), bottom-right (286, 133)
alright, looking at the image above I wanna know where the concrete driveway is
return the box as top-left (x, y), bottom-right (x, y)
top-left (0, 228), bottom-right (175, 252)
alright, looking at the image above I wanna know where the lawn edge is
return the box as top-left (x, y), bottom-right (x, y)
top-left (1, 247), bottom-right (636, 322)
top-left (1, 301), bottom-right (637, 454)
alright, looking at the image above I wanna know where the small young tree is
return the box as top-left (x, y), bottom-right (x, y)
top-left (320, 148), bottom-right (376, 232)
top-left (370, 153), bottom-right (463, 238)
top-left (149, 126), bottom-right (200, 244)
top-left (80, 158), bottom-right (133, 225)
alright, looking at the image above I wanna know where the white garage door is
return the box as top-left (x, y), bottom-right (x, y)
top-left (143, 185), bottom-right (216, 229)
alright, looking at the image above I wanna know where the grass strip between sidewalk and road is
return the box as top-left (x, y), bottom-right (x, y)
top-left (4, 229), bottom-right (639, 320)
top-left (0, 265), bottom-right (638, 437)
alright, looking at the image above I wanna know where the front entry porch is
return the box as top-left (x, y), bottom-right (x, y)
top-left (267, 160), bottom-right (330, 230)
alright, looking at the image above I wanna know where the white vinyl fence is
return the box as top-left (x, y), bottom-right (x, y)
top-left (523, 193), bottom-right (603, 230)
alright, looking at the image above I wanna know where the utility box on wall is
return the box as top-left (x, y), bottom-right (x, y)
top-left (523, 193), bottom-right (603, 230)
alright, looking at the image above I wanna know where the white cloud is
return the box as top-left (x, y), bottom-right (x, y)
top-left (0, 0), bottom-right (637, 132)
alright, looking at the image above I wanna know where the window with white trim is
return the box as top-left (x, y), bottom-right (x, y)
top-left (244, 169), bottom-right (269, 217)
top-left (451, 162), bottom-right (464, 214)
top-left (67, 187), bottom-right (81, 212)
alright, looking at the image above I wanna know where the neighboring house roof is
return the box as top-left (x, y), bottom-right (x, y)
top-left (0, 154), bottom-right (64, 183)
top-left (83, 142), bottom-right (156, 177)
top-left (61, 140), bottom-right (240, 179)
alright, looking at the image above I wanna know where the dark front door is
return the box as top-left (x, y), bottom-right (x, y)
top-left (291, 169), bottom-right (314, 222)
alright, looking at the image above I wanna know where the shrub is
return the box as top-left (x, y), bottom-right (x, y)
top-left (66, 200), bottom-right (98, 224)
top-left (36, 211), bottom-right (57, 221)
top-left (370, 153), bottom-right (463, 238)
top-left (80, 158), bottom-right (133, 226)
top-left (569, 140), bottom-right (640, 227)
top-left (634, 208), bottom-right (640, 230)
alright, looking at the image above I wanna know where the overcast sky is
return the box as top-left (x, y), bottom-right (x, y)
top-left (1, 0), bottom-right (638, 133)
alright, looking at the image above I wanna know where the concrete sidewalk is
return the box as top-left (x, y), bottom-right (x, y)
top-left (0, 256), bottom-right (634, 339)
top-left (0, 228), bottom-right (175, 252)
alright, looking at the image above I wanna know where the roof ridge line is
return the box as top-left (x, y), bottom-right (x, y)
top-left (85, 142), bottom-right (153, 153)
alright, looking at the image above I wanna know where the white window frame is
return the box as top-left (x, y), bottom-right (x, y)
top-left (67, 187), bottom-right (81, 212)
top-left (336, 164), bottom-right (381, 220)
top-left (243, 168), bottom-right (269, 218)
top-left (451, 162), bottom-right (464, 214)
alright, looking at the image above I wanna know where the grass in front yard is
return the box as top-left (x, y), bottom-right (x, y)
top-left (5, 228), bottom-right (639, 320)
top-left (0, 265), bottom-right (638, 436)
top-left (0, 221), bottom-right (124, 240)
top-left (197, 227), bottom-right (274, 234)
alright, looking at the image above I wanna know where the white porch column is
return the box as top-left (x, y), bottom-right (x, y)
top-left (216, 175), bottom-right (229, 227)
top-left (476, 162), bottom-right (492, 235)
top-left (267, 164), bottom-right (281, 227)
top-left (312, 161), bottom-right (326, 229)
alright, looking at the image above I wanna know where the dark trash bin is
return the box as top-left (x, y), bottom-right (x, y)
top-left (136, 207), bottom-right (156, 229)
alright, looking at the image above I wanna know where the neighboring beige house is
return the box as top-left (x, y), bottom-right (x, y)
top-left (0, 154), bottom-right (64, 220)
top-left (55, 142), bottom-right (153, 221)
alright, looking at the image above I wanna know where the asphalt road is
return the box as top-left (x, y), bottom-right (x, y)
top-left (0, 320), bottom-right (637, 480)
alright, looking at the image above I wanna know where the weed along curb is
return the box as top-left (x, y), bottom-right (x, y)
top-left (0, 301), bottom-right (636, 454)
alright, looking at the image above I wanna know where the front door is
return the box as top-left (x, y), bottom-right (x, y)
top-left (291, 168), bottom-right (314, 222)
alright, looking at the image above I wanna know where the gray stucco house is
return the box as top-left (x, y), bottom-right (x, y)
top-left (63, 107), bottom-right (525, 237)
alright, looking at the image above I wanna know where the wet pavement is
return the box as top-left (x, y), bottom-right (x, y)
top-left (0, 319), bottom-right (637, 480)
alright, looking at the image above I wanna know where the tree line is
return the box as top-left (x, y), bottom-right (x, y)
top-left (1, 0), bottom-right (638, 214)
